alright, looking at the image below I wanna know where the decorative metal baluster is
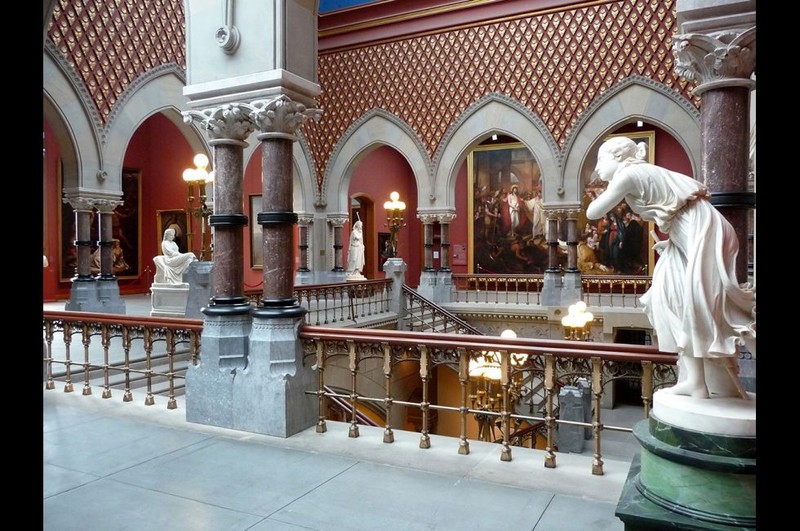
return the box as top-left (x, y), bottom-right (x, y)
top-left (347, 340), bottom-right (359, 438)
top-left (457, 347), bottom-right (470, 455)
top-left (44, 320), bottom-right (55, 390)
top-left (499, 349), bottom-right (512, 462)
top-left (101, 324), bottom-right (112, 398)
top-left (143, 327), bottom-right (155, 406)
top-left (418, 345), bottom-right (431, 449)
top-left (166, 329), bottom-right (177, 410)
top-left (122, 325), bottom-right (133, 402)
top-left (315, 339), bottom-right (327, 433)
top-left (63, 321), bottom-right (74, 393)
top-left (591, 356), bottom-right (604, 475)
top-left (382, 342), bottom-right (394, 443)
top-left (544, 354), bottom-right (556, 468)
top-left (641, 360), bottom-right (653, 418)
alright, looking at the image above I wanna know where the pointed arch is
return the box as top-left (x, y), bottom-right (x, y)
top-left (433, 93), bottom-right (560, 208)
top-left (561, 75), bottom-right (702, 203)
top-left (321, 109), bottom-right (431, 214)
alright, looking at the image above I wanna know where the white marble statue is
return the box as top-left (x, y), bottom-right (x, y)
top-left (153, 228), bottom-right (197, 285)
top-left (346, 220), bottom-right (366, 280)
top-left (586, 136), bottom-right (756, 400)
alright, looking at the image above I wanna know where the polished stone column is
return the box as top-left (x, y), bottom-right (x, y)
top-left (673, 28), bottom-right (755, 284)
top-left (418, 213), bottom-right (436, 272)
top-left (564, 212), bottom-right (579, 273)
top-left (69, 199), bottom-right (96, 282)
top-left (184, 104), bottom-right (256, 316)
top-left (546, 213), bottom-right (561, 273)
top-left (297, 214), bottom-right (312, 273)
top-left (541, 210), bottom-right (563, 307)
top-left (329, 216), bottom-right (348, 272)
top-left (437, 212), bottom-right (456, 273)
top-left (246, 96), bottom-right (322, 318)
top-left (94, 204), bottom-right (117, 280)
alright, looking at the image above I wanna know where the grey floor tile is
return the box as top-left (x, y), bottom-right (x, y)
top-left (43, 463), bottom-right (101, 498)
top-left (44, 479), bottom-right (264, 531)
top-left (533, 493), bottom-right (624, 531)
top-left (113, 437), bottom-right (359, 516)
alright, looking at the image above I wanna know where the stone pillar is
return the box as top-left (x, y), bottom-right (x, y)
top-left (541, 210), bottom-right (563, 307)
top-left (435, 212), bottom-right (456, 303)
top-left (561, 209), bottom-right (582, 306)
top-left (297, 214), bottom-right (311, 272)
top-left (93, 201), bottom-right (126, 314)
top-left (64, 197), bottom-right (98, 312)
top-left (438, 212), bottom-right (455, 273)
top-left (673, 28), bottom-right (755, 284)
top-left (329, 216), bottom-right (347, 272)
top-left (419, 214), bottom-right (435, 272)
top-left (183, 103), bottom-right (256, 428)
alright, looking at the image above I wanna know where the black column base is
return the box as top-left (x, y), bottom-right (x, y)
top-left (252, 298), bottom-right (307, 319)
top-left (203, 299), bottom-right (253, 317)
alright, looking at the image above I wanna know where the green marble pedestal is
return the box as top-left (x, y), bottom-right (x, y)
top-left (615, 392), bottom-right (756, 530)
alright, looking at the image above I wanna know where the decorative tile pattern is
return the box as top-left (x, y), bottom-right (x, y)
top-left (308, 0), bottom-right (698, 189)
top-left (47, 0), bottom-right (186, 124)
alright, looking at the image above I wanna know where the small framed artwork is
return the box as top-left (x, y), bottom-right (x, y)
top-left (378, 232), bottom-right (392, 271)
top-left (156, 209), bottom-right (190, 254)
top-left (249, 194), bottom-right (263, 269)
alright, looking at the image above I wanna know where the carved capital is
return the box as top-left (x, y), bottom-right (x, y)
top-left (94, 199), bottom-right (124, 213)
top-left (417, 213), bottom-right (438, 225)
top-left (327, 216), bottom-right (349, 228)
top-left (242, 95), bottom-right (323, 139)
top-left (297, 214), bottom-right (313, 225)
top-left (437, 213), bottom-right (457, 224)
top-left (183, 103), bottom-right (256, 142)
top-left (63, 195), bottom-right (98, 211)
top-left (673, 28), bottom-right (755, 94)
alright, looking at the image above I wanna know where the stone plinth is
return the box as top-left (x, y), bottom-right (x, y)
top-left (150, 283), bottom-right (190, 317)
top-left (540, 270), bottom-right (563, 307)
top-left (184, 261), bottom-right (214, 318)
top-left (615, 391), bottom-right (756, 530)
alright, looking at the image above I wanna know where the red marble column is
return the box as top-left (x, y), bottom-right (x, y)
top-left (96, 208), bottom-right (115, 279)
top-left (256, 135), bottom-right (302, 316)
top-left (206, 139), bottom-right (250, 312)
top-left (73, 205), bottom-right (95, 281)
top-left (546, 215), bottom-right (560, 272)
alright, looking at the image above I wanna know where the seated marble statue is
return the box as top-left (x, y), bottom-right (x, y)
top-left (153, 228), bottom-right (197, 285)
top-left (586, 136), bottom-right (756, 400)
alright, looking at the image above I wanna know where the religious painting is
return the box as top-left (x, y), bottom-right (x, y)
top-left (578, 131), bottom-right (656, 276)
top-left (59, 168), bottom-right (141, 281)
top-left (378, 232), bottom-right (392, 271)
top-left (249, 194), bottom-right (263, 269)
top-left (467, 142), bottom-right (547, 275)
top-left (156, 209), bottom-right (190, 254)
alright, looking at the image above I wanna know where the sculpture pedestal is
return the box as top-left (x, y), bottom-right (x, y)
top-left (150, 283), bottom-right (190, 317)
top-left (615, 391), bottom-right (756, 530)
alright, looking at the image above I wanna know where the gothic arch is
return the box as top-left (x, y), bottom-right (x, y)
top-left (433, 93), bottom-right (560, 209)
top-left (321, 109), bottom-right (431, 214)
top-left (561, 76), bottom-right (702, 204)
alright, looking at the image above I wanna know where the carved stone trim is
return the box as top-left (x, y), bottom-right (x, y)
top-left (242, 95), bottom-right (322, 138)
top-left (182, 103), bottom-right (256, 142)
top-left (673, 28), bottom-right (756, 95)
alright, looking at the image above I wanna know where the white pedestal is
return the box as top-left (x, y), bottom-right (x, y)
top-left (150, 282), bottom-right (190, 317)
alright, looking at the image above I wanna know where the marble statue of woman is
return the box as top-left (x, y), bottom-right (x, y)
top-left (153, 228), bottom-right (197, 285)
top-left (346, 220), bottom-right (366, 280)
top-left (586, 136), bottom-right (755, 400)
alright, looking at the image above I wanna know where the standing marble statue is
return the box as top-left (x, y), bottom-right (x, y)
top-left (586, 136), bottom-right (755, 399)
top-left (346, 220), bottom-right (366, 280)
top-left (153, 228), bottom-right (197, 284)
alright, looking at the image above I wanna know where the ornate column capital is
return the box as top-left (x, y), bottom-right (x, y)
top-left (94, 199), bottom-right (124, 213)
top-left (437, 212), bottom-right (457, 224)
top-left (242, 95), bottom-right (323, 141)
top-left (327, 215), bottom-right (349, 228)
top-left (417, 213), bottom-right (438, 225)
top-left (673, 28), bottom-right (755, 96)
top-left (63, 195), bottom-right (98, 211)
top-left (297, 214), bottom-right (313, 225)
top-left (182, 103), bottom-right (256, 145)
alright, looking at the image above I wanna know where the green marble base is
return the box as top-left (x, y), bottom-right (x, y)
top-left (615, 418), bottom-right (756, 530)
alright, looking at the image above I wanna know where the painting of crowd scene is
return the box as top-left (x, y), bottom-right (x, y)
top-left (469, 143), bottom-right (548, 274)
top-left (469, 138), bottom-right (653, 277)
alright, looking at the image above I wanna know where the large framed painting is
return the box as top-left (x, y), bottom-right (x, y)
top-left (579, 131), bottom-right (656, 276)
top-left (467, 142), bottom-right (547, 274)
top-left (249, 194), bottom-right (263, 269)
top-left (59, 168), bottom-right (141, 281)
top-left (378, 232), bottom-right (392, 271)
top-left (156, 209), bottom-right (190, 254)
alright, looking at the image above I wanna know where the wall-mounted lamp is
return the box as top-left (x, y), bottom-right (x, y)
top-left (182, 153), bottom-right (215, 261)
top-left (561, 301), bottom-right (593, 341)
top-left (383, 191), bottom-right (406, 258)
top-left (636, 120), bottom-right (644, 128)
top-left (491, 134), bottom-right (498, 141)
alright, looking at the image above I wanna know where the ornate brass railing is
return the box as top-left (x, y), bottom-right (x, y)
top-left (402, 284), bottom-right (482, 334)
top-left (299, 326), bottom-right (677, 475)
top-left (245, 278), bottom-right (393, 325)
top-left (450, 273), bottom-right (653, 307)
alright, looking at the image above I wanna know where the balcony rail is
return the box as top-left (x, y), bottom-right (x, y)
top-left (245, 278), bottom-right (393, 325)
top-left (450, 273), bottom-right (653, 308)
top-left (298, 326), bottom-right (677, 475)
